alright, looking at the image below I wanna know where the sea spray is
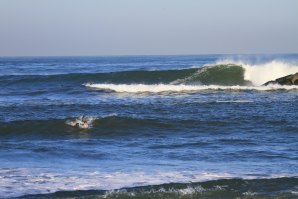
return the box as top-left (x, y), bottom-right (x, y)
top-left (215, 60), bottom-right (298, 85)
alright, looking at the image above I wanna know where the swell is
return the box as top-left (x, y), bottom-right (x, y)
top-left (0, 116), bottom-right (175, 137)
top-left (0, 69), bottom-right (197, 85)
top-left (16, 177), bottom-right (298, 199)
top-left (0, 64), bottom-right (249, 87)
top-left (0, 115), bottom-right (246, 137)
top-left (1, 61), bottom-right (298, 89)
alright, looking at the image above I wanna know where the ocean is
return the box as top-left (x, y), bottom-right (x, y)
top-left (0, 54), bottom-right (297, 199)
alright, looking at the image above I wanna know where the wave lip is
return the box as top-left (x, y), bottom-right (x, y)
top-left (84, 83), bottom-right (298, 93)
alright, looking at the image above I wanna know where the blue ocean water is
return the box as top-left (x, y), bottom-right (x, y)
top-left (0, 55), bottom-right (298, 198)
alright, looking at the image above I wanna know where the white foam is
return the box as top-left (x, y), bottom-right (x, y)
top-left (84, 83), bottom-right (298, 93)
top-left (102, 185), bottom-right (206, 197)
top-left (0, 167), bottom-right (294, 198)
top-left (0, 168), bottom-right (234, 198)
top-left (215, 60), bottom-right (298, 86)
top-left (215, 100), bottom-right (254, 103)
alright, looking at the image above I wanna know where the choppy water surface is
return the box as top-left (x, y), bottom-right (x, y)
top-left (0, 55), bottom-right (298, 198)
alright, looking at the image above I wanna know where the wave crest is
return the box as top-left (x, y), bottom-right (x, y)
top-left (215, 60), bottom-right (298, 85)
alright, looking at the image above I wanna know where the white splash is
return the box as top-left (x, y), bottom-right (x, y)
top-left (66, 116), bottom-right (96, 129)
top-left (216, 60), bottom-right (298, 86)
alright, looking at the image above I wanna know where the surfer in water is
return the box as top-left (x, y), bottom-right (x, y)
top-left (69, 116), bottom-right (90, 129)
top-left (79, 120), bottom-right (89, 129)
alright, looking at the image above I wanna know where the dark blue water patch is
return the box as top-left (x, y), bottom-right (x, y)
top-left (0, 114), bottom-right (293, 139)
top-left (0, 116), bottom-right (176, 139)
top-left (0, 140), bottom-right (109, 162)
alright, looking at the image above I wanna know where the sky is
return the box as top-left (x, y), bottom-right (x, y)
top-left (0, 0), bottom-right (297, 56)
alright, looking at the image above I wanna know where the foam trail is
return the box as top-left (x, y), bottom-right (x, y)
top-left (216, 60), bottom-right (298, 85)
top-left (85, 83), bottom-right (298, 93)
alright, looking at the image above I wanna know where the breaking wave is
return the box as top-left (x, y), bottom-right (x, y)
top-left (216, 60), bottom-right (298, 85)
top-left (80, 60), bottom-right (298, 93)
top-left (2, 60), bottom-right (298, 88)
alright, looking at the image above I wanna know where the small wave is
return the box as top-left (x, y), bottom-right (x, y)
top-left (0, 169), bottom-right (231, 198)
top-left (9, 174), bottom-right (298, 199)
top-left (84, 83), bottom-right (298, 93)
top-left (0, 115), bottom-right (171, 137)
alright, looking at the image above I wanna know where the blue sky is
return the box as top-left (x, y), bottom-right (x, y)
top-left (0, 0), bottom-right (297, 56)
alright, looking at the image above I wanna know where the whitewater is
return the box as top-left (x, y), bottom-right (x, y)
top-left (84, 83), bottom-right (298, 93)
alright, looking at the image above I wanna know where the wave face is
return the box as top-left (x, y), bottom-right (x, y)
top-left (1, 65), bottom-right (247, 86)
top-left (172, 64), bottom-right (250, 85)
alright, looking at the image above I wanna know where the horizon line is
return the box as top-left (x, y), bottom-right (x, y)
top-left (1, 52), bottom-right (298, 58)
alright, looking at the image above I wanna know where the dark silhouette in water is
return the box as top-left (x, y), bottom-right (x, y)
top-left (263, 72), bottom-right (298, 86)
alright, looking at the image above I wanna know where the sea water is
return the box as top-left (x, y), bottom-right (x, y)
top-left (0, 55), bottom-right (297, 198)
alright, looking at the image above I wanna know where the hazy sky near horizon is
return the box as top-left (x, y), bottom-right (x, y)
top-left (0, 0), bottom-right (298, 56)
